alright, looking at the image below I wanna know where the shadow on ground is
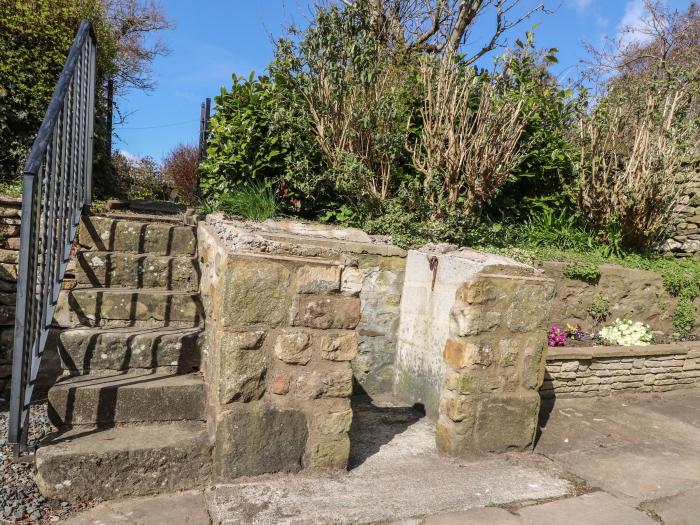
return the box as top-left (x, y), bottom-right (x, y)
top-left (348, 391), bottom-right (424, 469)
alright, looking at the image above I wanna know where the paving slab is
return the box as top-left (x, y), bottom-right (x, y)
top-left (518, 492), bottom-right (657, 525)
top-left (61, 490), bottom-right (210, 524)
top-left (207, 399), bottom-right (571, 525)
top-left (536, 390), bottom-right (700, 503)
top-left (645, 486), bottom-right (700, 525)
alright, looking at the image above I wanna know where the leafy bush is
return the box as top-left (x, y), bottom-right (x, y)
top-left (216, 184), bottom-right (277, 221)
top-left (587, 294), bottom-right (610, 323)
top-left (162, 144), bottom-right (199, 204)
top-left (199, 74), bottom-right (286, 201)
top-left (112, 152), bottom-right (169, 201)
top-left (673, 297), bottom-right (696, 338)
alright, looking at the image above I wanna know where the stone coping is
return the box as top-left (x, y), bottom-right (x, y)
top-left (546, 342), bottom-right (700, 361)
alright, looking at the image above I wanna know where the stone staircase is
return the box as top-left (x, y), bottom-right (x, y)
top-left (34, 212), bottom-right (211, 502)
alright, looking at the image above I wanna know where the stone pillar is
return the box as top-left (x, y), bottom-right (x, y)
top-left (0, 197), bottom-right (21, 399)
top-left (436, 268), bottom-right (554, 455)
top-left (198, 223), bottom-right (359, 481)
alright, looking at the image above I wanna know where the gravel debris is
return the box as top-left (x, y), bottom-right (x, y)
top-left (0, 401), bottom-right (93, 523)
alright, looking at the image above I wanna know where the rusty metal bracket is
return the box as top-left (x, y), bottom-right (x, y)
top-left (428, 255), bottom-right (439, 290)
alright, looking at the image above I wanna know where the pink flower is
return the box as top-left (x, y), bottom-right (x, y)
top-left (548, 325), bottom-right (567, 347)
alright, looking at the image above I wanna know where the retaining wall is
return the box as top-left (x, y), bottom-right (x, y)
top-left (0, 198), bottom-right (21, 398)
top-left (542, 344), bottom-right (700, 398)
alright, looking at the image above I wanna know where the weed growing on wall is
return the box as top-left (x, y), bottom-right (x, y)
top-left (563, 262), bottom-right (601, 283)
top-left (587, 294), bottom-right (610, 323)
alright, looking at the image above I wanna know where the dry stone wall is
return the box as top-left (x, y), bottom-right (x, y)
top-left (0, 197), bottom-right (21, 399)
top-left (199, 222), bottom-right (362, 479)
top-left (543, 345), bottom-right (700, 398)
top-left (664, 171), bottom-right (700, 257)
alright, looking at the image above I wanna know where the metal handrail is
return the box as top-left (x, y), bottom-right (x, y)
top-left (8, 21), bottom-right (97, 456)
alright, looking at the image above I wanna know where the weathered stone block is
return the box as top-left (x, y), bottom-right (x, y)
top-left (319, 332), bottom-right (358, 361)
top-left (294, 364), bottom-right (353, 399)
top-left (472, 392), bottom-right (539, 452)
top-left (449, 305), bottom-right (501, 336)
top-left (340, 266), bottom-right (362, 296)
top-left (296, 265), bottom-right (341, 294)
top-left (294, 296), bottom-right (360, 330)
top-left (214, 405), bottom-right (308, 480)
top-left (439, 393), bottom-right (476, 423)
top-left (274, 331), bottom-right (312, 365)
top-left (305, 436), bottom-right (350, 469)
top-left (314, 406), bottom-right (353, 435)
top-left (222, 259), bottom-right (291, 327)
top-left (443, 339), bottom-right (493, 370)
top-left (218, 331), bottom-right (267, 404)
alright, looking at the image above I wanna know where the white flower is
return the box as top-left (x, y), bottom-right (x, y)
top-left (598, 319), bottom-right (653, 346)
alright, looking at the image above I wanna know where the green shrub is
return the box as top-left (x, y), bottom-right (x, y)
top-left (515, 207), bottom-right (595, 251)
top-left (563, 262), bottom-right (601, 283)
top-left (216, 185), bottom-right (277, 221)
top-left (587, 294), bottom-right (610, 323)
top-left (673, 297), bottom-right (696, 337)
top-left (199, 74), bottom-right (287, 201)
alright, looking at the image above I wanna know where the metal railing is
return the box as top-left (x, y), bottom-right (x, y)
top-left (8, 21), bottom-right (97, 456)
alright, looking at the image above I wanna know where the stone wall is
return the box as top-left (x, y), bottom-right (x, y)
top-left (436, 266), bottom-right (554, 455)
top-left (203, 216), bottom-right (407, 399)
top-left (542, 344), bottom-right (700, 398)
top-left (392, 246), bottom-right (554, 455)
top-left (538, 261), bottom-right (689, 336)
top-left (664, 171), bottom-right (700, 257)
top-left (0, 197), bottom-right (21, 399)
top-left (199, 222), bottom-right (364, 479)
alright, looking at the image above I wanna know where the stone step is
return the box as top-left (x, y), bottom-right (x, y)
top-left (52, 326), bottom-right (202, 374)
top-left (79, 215), bottom-right (197, 256)
top-left (70, 251), bottom-right (199, 291)
top-left (55, 288), bottom-right (204, 328)
top-left (35, 422), bottom-right (211, 502)
top-left (48, 371), bottom-right (206, 427)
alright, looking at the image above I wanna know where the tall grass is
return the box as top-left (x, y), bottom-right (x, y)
top-left (217, 184), bottom-right (277, 221)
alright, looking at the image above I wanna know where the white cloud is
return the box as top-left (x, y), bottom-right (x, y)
top-left (570, 0), bottom-right (594, 11)
top-left (116, 149), bottom-right (139, 164)
top-left (617, 0), bottom-right (656, 47)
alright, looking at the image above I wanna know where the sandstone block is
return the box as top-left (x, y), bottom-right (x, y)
top-left (439, 393), bottom-right (476, 423)
top-left (449, 305), bottom-right (500, 336)
top-left (218, 331), bottom-right (267, 404)
top-left (294, 364), bottom-right (353, 399)
top-left (274, 331), bottom-right (312, 365)
top-left (222, 259), bottom-right (291, 327)
top-left (315, 407), bottom-right (353, 435)
top-left (305, 436), bottom-right (350, 469)
top-left (443, 339), bottom-right (493, 370)
top-left (215, 406), bottom-right (308, 480)
top-left (295, 296), bottom-right (360, 330)
top-left (296, 265), bottom-right (341, 294)
top-left (319, 332), bottom-right (358, 361)
top-left (472, 393), bottom-right (539, 452)
top-left (340, 267), bottom-right (363, 296)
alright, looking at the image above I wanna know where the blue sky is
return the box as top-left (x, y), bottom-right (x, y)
top-left (115, 0), bottom-right (692, 161)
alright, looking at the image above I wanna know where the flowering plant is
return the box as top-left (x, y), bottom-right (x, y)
top-left (548, 325), bottom-right (567, 347)
top-left (598, 319), bottom-right (654, 346)
top-left (566, 323), bottom-right (586, 341)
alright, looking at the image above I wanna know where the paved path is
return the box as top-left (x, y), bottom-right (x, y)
top-left (61, 390), bottom-right (700, 524)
